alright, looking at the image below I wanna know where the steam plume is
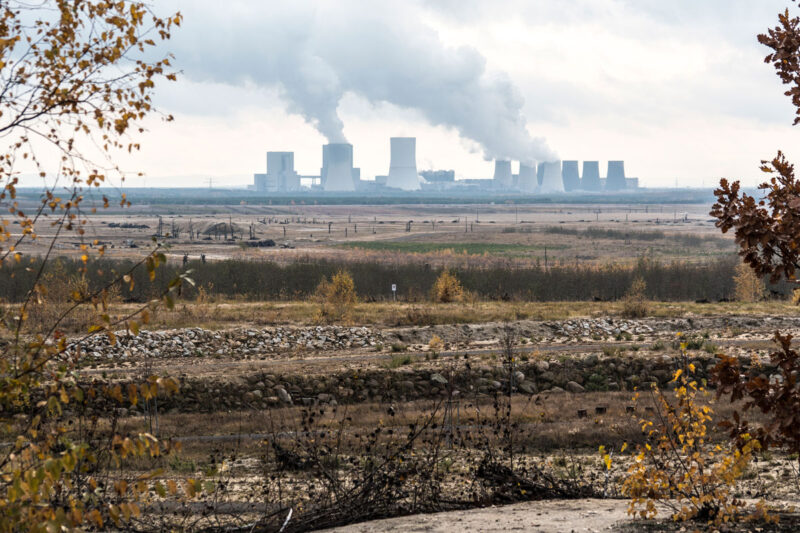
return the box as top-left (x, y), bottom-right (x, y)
top-left (169, 0), bottom-right (555, 162)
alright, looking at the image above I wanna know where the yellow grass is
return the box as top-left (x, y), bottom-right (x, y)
top-left (132, 299), bottom-right (800, 330)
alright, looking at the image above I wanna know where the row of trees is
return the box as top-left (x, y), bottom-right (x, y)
top-left (1, 254), bottom-right (779, 304)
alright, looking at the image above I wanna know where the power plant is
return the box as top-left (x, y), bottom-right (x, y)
top-left (606, 161), bottom-right (627, 191)
top-left (322, 143), bottom-right (358, 192)
top-left (581, 161), bottom-right (601, 191)
top-left (561, 161), bottom-right (580, 192)
top-left (517, 163), bottom-right (537, 193)
top-left (252, 137), bottom-right (639, 194)
top-left (254, 152), bottom-right (300, 192)
top-left (386, 137), bottom-right (421, 191)
top-left (539, 161), bottom-right (565, 194)
top-left (492, 160), bottom-right (513, 189)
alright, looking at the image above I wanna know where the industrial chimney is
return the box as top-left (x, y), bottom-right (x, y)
top-left (539, 161), bottom-right (565, 193)
top-left (606, 161), bottom-right (627, 191)
top-left (386, 137), bottom-right (421, 190)
top-left (581, 161), bottom-right (601, 191)
top-left (322, 143), bottom-right (356, 192)
top-left (518, 162), bottom-right (537, 193)
top-left (492, 160), bottom-right (513, 189)
top-left (536, 163), bottom-right (545, 186)
top-left (562, 161), bottom-right (580, 192)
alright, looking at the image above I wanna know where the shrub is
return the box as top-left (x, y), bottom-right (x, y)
top-left (733, 261), bottom-right (765, 302)
top-left (428, 335), bottom-right (444, 354)
top-left (385, 354), bottom-right (413, 368)
top-left (622, 363), bottom-right (765, 525)
top-left (316, 270), bottom-right (358, 322)
top-left (431, 270), bottom-right (464, 303)
top-left (621, 277), bottom-right (648, 318)
top-left (651, 340), bottom-right (666, 351)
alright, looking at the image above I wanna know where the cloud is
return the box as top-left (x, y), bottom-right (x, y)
top-left (164, 0), bottom-right (555, 163)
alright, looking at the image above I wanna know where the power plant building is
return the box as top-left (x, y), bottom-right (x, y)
top-left (254, 151), bottom-right (300, 192)
top-left (517, 163), bottom-right (537, 193)
top-left (581, 161), bottom-right (601, 191)
top-left (322, 143), bottom-right (359, 192)
top-left (386, 137), bottom-right (421, 190)
top-left (492, 160), bottom-right (513, 189)
top-left (606, 160), bottom-right (627, 191)
top-left (252, 138), bottom-right (638, 194)
top-left (539, 161), bottom-right (565, 193)
top-left (561, 160), bottom-right (580, 191)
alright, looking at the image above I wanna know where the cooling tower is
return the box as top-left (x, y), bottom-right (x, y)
top-left (606, 161), bottom-right (627, 191)
top-left (539, 161), bottom-right (565, 193)
top-left (323, 143), bottom-right (356, 192)
top-left (562, 160), bottom-right (580, 192)
top-left (581, 161), bottom-right (601, 191)
top-left (518, 163), bottom-right (537, 193)
top-left (492, 160), bottom-right (513, 189)
top-left (386, 137), bottom-right (421, 190)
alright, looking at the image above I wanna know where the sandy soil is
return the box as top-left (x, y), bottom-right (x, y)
top-left (321, 499), bottom-right (632, 532)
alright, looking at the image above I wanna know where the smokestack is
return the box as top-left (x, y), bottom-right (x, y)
top-left (562, 160), bottom-right (580, 192)
top-left (386, 137), bottom-right (421, 190)
top-left (492, 160), bottom-right (512, 189)
top-left (581, 161), bottom-right (601, 191)
top-left (322, 143), bottom-right (356, 192)
top-left (518, 162), bottom-right (537, 193)
top-left (606, 161), bottom-right (627, 191)
top-left (539, 161), bottom-right (565, 193)
top-left (536, 163), bottom-right (545, 186)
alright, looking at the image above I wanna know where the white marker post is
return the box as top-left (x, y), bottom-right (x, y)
top-left (391, 284), bottom-right (397, 302)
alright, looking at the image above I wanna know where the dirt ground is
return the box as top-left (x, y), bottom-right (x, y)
top-left (321, 499), bottom-right (632, 532)
top-left (12, 202), bottom-right (730, 267)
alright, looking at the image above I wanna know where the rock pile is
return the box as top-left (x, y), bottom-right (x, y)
top-left (69, 326), bottom-right (381, 360)
top-left (123, 351), bottom-right (736, 413)
top-left (551, 318), bottom-right (654, 338)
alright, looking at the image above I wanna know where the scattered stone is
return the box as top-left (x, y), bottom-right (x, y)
top-left (430, 373), bottom-right (448, 385)
top-left (566, 381), bottom-right (586, 393)
top-left (275, 387), bottom-right (292, 404)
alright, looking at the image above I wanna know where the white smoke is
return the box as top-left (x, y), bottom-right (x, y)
top-left (166, 0), bottom-right (555, 162)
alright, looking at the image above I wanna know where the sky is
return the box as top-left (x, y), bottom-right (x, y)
top-left (99, 0), bottom-right (800, 188)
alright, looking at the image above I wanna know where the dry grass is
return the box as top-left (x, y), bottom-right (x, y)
top-left (6, 297), bottom-right (793, 335)
top-left (94, 299), bottom-right (800, 332)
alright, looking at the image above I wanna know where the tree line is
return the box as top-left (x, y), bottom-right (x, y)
top-left (2, 254), bottom-right (791, 303)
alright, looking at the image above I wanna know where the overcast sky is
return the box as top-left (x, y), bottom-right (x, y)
top-left (109, 0), bottom-right (800, 188)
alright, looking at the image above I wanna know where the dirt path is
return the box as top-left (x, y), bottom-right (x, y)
top-left (320, 499), bottom-right (632, 532)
